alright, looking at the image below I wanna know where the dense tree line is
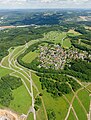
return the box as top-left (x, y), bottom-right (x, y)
top-left (0, 75), bottom-right (22, 106)
top-left (64, 60), bottom-right (91, 82)
top-left (39, 75), bottom-right (80, 97)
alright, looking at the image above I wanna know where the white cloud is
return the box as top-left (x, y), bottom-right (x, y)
top-left (0, 0), bottom-right (91, 9)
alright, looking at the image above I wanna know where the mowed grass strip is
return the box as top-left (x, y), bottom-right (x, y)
top-left (1, 55), bottom-right (10, 67)
top-left (31, 73), bottom-right (69, 120)
top-left (9, 85), bottom-right (32, 114)
top-left (22, 51), bottom-right (38, 63)
top-left (73, 98), bottom-right (87, 120)
top-left (77, 89), bottom-right (90, 113)
top-left (68, 109), bottom-right (76, 120)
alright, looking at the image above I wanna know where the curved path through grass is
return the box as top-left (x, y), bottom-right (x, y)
top-left (0, 38), bottom-right (91, 120)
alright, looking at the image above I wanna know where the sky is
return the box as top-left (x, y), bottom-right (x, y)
top-left (0, 0), bottom-right (91, 9)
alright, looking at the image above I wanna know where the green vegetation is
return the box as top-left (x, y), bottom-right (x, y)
top-left (67, 29), bottom-right (81, 36)
top-left (9, 85), bottom-right (32, 114)
top-left (68, 109), bottom-right (76, 120)
top-left (37, 73), bottom-right (81, 94)
top-left (44, 31), bottom-right (67, 44)
top-left (47, 109), bottom-right (56, 120)
top-left (0, 75), bottom-right (22, 107)
top-left (0, 67), bottom-right (12, 77)
top-left (22, 51), bottom-right (38, 63)
top-left (73, 98), bottom-right (87, 120)
top-left (86, 84), bottom-right (91, 91)
top-left (64, 59), bottom-right (91, 82)
top-left (78, 89), bottom-right (90, 113)
top-left (27, 113), bottom-right (34, 120)
top-left (1, 55), bottom-right (10, 67)
top-left (0, 25), bottom-right (67, 61)
top-left (34, 96), bottom-right (42, 111)
top-left (62, 38), bottom-right (71, 49)
top-left (40, 77), bottom-right (72, 96)
top-left (31, 73), bottom-right (69, 120)
top-left (1, 10), bottom-right (91, 120)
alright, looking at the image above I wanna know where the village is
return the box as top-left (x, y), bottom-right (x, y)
top-left (38, 44), bottom-right (89, 70)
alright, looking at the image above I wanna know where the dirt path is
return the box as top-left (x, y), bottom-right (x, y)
top-left (0, 39), bottom-right (48, 120)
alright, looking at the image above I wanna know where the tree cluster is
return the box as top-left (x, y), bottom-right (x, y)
top-left (0, 75), bottom-right (22, 106)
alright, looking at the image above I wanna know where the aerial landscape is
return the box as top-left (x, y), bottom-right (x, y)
top-left (0, 0), bottom-right (91, 120)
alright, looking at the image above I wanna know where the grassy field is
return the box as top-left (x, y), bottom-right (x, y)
top-left (77, 89), bottom-right (90, 113)
top-left (62, 38), bottom-right (71, 49)
top-left (22, 51), bottom-right (38, 63)
top-left (65, 93), bottom-right (74, 102)
top-left (36, 102), bottom-right (47, 120)
top-left (67, 29), bottom-right (81, 36)
top-left (27, 113), bottom-right (34, 120)
top-left (1, 55), bottom-right (10, 67)
top-left (68, 109), bottom-right (76, 120)
top-left (31, 73), bottom-right (70, 120)
top-left (44, 31), bottom-right (66, 44)
top-left (86, 84), bottom-right (91, 91)
top-left (9, 85), bottom-right (32, 114)
top-left (0, 67), bottom-right (13, 77)
top-left (73, 98), bottom-right (87, 120)
top-left (11, 72), bottom-right (30, 90)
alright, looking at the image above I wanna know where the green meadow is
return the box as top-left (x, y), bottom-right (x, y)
top-left (9, 85), bottom-right (32, 114)
top-left (22, 51), bottom-right (38, 63)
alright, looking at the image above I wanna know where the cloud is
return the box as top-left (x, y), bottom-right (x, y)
top-left (0, 0), bottom-right (91, 9)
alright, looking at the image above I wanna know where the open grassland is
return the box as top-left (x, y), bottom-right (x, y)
top-left (68, 109), bottom-right (76, 120)
top-left (0, 67), bottom-right (13, 77)
top-left (77, 89), bottom-right (90, 113)
top-left (62, 38), bottom-right (71, 49)
top-left (73, 98), bottom-right (87, 120)
top-left (31, 72), bottom-right (70, 120)
top-left (65, 93), bottom-right (74, 102)
top-left (9, 85), bottom-right (32, 114)
top-left (43, 91), bottom-right (69, 120)
top-left (22, 51), bottom-right (38, 63)
top-left (27, 113), bottom-right (34, 120)
top-left (44, 31), bottom-right (71, 49)
top-left (44, 31), bottom-right (66, 44)
top-left (68, 29), bottom-right (81, 36)
top-left (11, 72), bottom-right (30, 90)
top-left (36, 103), bottom-right (47, 120)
